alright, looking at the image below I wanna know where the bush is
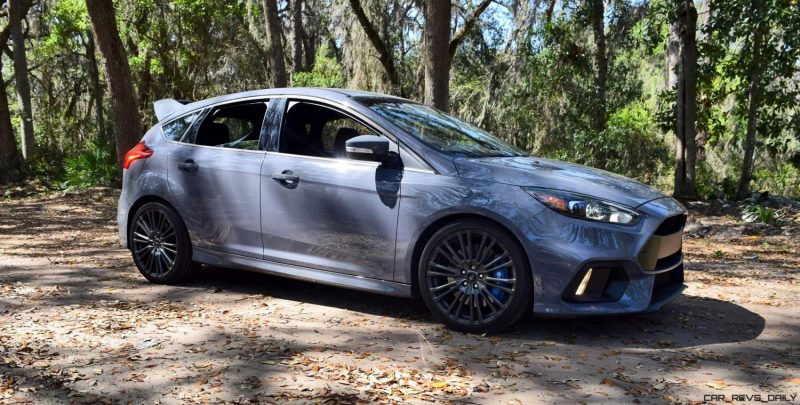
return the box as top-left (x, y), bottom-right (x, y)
top-left (696, 160), bottom-right (738, 200)
top-left (753, 163), bottom-right (800, 200)
top-left (62, 141), bottom-right (117, 190)
top-left (740, 199), bottom-right (785, 225)
top-left (292, 46), bottom-right (343, 88)
top-left (567, 101), bottom-right (670, 184)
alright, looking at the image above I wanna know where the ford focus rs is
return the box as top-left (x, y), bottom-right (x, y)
top-left (118, 88), bottom-right (687, 333)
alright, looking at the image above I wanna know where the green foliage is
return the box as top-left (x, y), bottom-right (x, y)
top-left (62, 141), bottom-right (117, 190)
top-left (740, 200), bottom-right (784, 225)
top-left (116, 0), bottom-right (266, 103)
top-left (38, 0), bottom-right (89, 56)
top-left (754, 163), bottom-right (800, 200)
top-left (7, 0), bottom-right (800, 200)
top-left (699, 0), bottom-right (800, 173)
top-left (696, 160), bottom-right (739, 200)
top-left (292, 46), bottom-right (344, 88)
top-left (563, 102), bottom-right (669, 184)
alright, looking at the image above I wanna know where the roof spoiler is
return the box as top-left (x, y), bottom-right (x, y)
top-left (153, 99), bottom-right (191, 121)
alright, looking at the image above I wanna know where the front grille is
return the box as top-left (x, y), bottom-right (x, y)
top-left (638, 214), bottom-right (685, 273)
top-left (651, 263), bottom-right (684, 303)
top-left (654, 214), bottom-right (686, 236)
top-left (654, 249), bottom-right (683, 272)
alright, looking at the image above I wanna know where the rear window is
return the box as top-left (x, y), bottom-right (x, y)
top-left (162, 112), bottom-right (201, 141)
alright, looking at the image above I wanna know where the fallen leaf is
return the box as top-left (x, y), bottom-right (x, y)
top-left (704, 379), bottom-right (727, 389)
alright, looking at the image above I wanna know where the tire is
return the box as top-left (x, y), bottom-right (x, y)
top-left (129, 202), bottom-right (198, 284)
top-left (418, 218), bottom-right (532, 333)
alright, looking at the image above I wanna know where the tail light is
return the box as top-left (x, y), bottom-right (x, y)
top-left (123, 141), bottom-right (153, 169)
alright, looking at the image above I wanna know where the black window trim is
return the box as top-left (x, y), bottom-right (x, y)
top-left (159, 109), bottom-right (205, 143)
top-left (269, 97), bottom-right (442, 173)
top-left (159, 96), bottom-right (273, 154)
top-left (275, 98), bottom-right (396, 156)
top-left (160, 94), bottom-right (436, 173)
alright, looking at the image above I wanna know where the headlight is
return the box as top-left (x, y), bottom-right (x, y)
top-left (523, 187), bottom-right (640, 225)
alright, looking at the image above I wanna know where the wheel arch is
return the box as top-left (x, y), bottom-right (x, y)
top-left (408, 211), bottom-right (532, 298)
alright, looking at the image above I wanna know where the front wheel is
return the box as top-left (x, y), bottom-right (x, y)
top-left (129, 202), bottom-right (198, 284)
top-left (418, 219), bottom-right (532, 333)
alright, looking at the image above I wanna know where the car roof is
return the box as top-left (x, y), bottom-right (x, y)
top-left (156, 87), bottom-right (409, 123)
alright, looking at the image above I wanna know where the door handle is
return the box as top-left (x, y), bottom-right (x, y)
top-left (178, 159), bottom-right (198, 172)
top-left (272, 170), bottom-right (300, 187)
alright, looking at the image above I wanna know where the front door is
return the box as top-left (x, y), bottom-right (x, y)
top-left (260, 99), bottom-right (401, 280)
top-left (167, 100), bottom-right (270, 259)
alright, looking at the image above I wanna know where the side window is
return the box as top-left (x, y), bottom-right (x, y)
top-left (279, 101), bottom-right (382, 159)
top-left (320, 118), bottom-right (372, 152)
top-left (192, 101), bottom-right (268, 149)
top-left (161, 112), bottom-right (200, 141)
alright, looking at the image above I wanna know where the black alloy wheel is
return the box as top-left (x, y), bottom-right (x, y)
top-left (130, 202), bottom-right (197, 284)
top-left (419, 218), bottom-right (532, 333)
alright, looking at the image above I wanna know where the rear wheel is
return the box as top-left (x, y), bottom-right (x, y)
top-left (418, 219), bottom-right (532, 333)
top-left (129, 202), bottom-right (197, 284)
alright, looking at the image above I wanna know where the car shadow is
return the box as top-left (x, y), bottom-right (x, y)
top-left (507, 296), bottom-right (766, 349)
top-left (185, 265), bottom-right (765, 350)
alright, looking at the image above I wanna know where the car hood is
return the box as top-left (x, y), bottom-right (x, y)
top-left (454, 156), bottom-right (666, 208)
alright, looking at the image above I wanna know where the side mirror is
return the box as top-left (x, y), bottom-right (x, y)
top-left (346, 135), bottom-right (390, 162)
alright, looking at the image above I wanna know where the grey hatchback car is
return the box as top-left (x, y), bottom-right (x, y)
top-left (118, 88), bottom-right (687, 333)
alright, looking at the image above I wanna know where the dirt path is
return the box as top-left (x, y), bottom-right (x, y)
top-left (1, 188), bottom-right (798, 404)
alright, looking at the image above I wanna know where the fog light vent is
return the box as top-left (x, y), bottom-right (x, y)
top-left (563, 264), bottom-right (628, 303)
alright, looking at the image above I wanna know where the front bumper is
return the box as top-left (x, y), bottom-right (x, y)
top-left (523, 196), bottom-right (687, 316)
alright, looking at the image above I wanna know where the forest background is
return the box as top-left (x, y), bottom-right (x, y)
top-left (0, 0), bottom-right (798, 202)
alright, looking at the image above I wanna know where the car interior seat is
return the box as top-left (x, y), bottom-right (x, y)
top-left (333, 127), bottom-right (359, 158)
top-left (195, 122), bottom-right (230, 146)
top-left (283, 119), bottom-right (311, 155)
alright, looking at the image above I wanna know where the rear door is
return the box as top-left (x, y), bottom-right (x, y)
top-left (259, 99), bottom-right (402, 280)
top-left (167, 100), bottom-right (270, 259)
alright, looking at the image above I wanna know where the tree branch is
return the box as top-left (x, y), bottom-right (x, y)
top-left (449, 0), bottom-right (493, 59)
top-left (348, 0), bottom-right (388, 59)
top-left (348, 0), bottom-right (400, 91)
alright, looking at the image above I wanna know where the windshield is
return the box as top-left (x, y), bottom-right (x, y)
top-left (359, 99), bottom-right (526, 158)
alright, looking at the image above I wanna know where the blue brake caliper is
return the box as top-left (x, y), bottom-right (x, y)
top-left (490, 268), bottom-right (509, 301)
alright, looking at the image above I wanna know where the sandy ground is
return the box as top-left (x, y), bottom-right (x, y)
top-left (0, 187), bottom-right (798, 404)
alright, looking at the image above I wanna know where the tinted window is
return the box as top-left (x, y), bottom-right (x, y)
top-left (193, 102), bottom-right (268, 149)
top-left (359, 99), bottom-right (525, 158)
top-left (280, 101), bottom-right (377, 158)
top-left (320, 118), bottom-right (372, 152)
top-left (211, 116), bottom-right (258, 150)
top-left (162, 112), bottom-right (200, 141)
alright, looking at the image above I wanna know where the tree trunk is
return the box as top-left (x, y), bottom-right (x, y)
top-left (263, 0), bottom-right (288, 87)
top-left (302, 29), bottom-right (316, 70)
top-left (590, 0), bottom-right (607, 132)
top-left (736, 0), bottom-right (765, 200)
top-left (291, 0), bottom-right (303, 76)
top-left (86, 0), bottom-right (143, 169)
top-left (545, 0), bottom-right (556, 23)
top-left (9, 0), bottom-right (35, 161)
top-left (0, 56), bottom-right (22, 183)
top-left (423, 0), bottom-right (451, 111)
top-left (672, 0), bottom-right (699, 200)
top-left (302, 28), bottom-right (316, 70)
top-left (85, 33), bottom-right (107, 143)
